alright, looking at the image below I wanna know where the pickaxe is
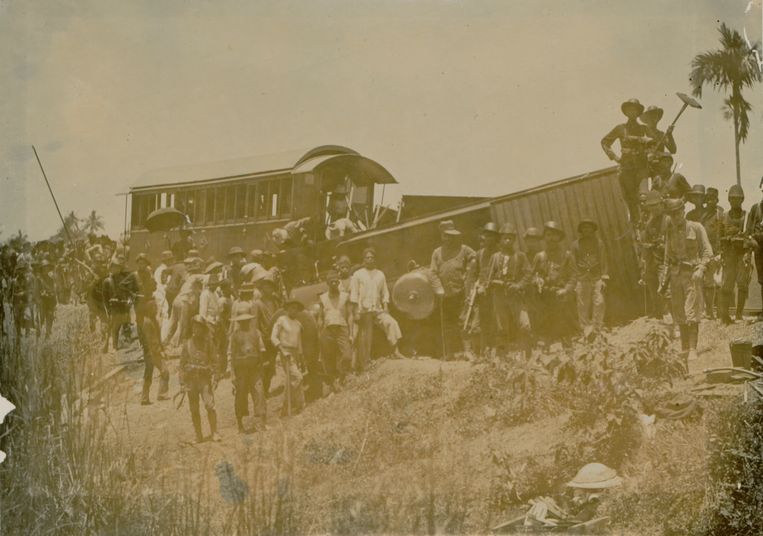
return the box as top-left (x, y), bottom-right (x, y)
top-left (655, 92), bottom-right (702, 149)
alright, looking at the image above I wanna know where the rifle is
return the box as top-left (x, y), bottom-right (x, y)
top-left (462, 253), bottom-right (496, 331)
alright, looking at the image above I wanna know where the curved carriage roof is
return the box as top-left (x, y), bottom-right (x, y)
top-left (131, 144), bottom-right (395, 192)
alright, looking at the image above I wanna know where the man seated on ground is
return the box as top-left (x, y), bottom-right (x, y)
top-left (349, 248), bottom-right (405, 371)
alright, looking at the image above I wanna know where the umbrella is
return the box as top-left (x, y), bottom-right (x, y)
top-left (145, 207), bottom-right (189, 233)
top-left (392, 271), bottom-right (435, 320)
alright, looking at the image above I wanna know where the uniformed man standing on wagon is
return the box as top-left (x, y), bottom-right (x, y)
top-left (718, 185), bottom-right (753, 323)
top-left (601, 98), bottom-right (651, 222)
top-left (464, 223), bottom-right (500, 358)
top-left (489, 223), bottom-right (532, 357)
top-left (662, 198), bottom-right (713, 364)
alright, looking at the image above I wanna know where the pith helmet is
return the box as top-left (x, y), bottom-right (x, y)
top-left (688, 184), bottom-right (706, 197)
top-left (639, 105), bottom-right (664, 122)
top-left (543, 220), bottom-right (565, 238)
top-left (481, 222), bottom-right (499, 235)
top-left (644, 190), bottom-right (663, 207)
top-left (499, 223), bottom-right (517, 235)
top-left (523, 227), bottom-right (543, 239)
top-left (577, 219), bottom-right (598, 233)
top-left (621, 98), bottom-right (645, 116)
top-left (566, 463), bottom-right (623, 489)
top-left (728, 184), bottom-right (745, 199)
top-left (664, 198), bottom-right (685, 213)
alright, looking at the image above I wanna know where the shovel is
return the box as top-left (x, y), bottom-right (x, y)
top-left (655, 92), bottom-right (702, 149)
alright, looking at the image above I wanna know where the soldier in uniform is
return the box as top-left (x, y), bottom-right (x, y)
top-left (180, 315), bottom-right (220, 443)
top-left (571, 219), bottom-right (609, 334)
top-left (663, 198), bottom-right (713, 363)
top-left (718, 185), bottom-right (754, 323)
top-left (102, 256), bottom-right (138, 352)
top-left (35, 259), bottom-right (58, 337)
top-left (700, 187), bottom-right (724, 319)
top-left (489, 223), bottom-right (532, 357)
top-left (531, 221), bottom-right (576, 346)
top-left (640, 106), bottom-right (677, 184)
top-left (637, 191), bottom-right (668, 318)
top-left (601, 98), bottom-right (651, 222)
top-left (464, 223), bottom-right (500, 358)
top-left (430, 220), bottom-right (475, 359)
top-left (746, 176), bottom-right (763, 316)
top-left (229, 312), bottom-right (267, 433)
top-left (685, 185), bottom-right (705, 222)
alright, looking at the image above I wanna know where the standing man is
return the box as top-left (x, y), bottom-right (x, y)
top-left (464, 223), bottom-right (501, 358)
top-left (640, 105), bottom-right (677, 181)
top-left (271, 300), bottom-right (307, 416)
top-left (229, 312), bottom-right (267, 433)
top-left (637, 191), bottom-right (668, 318)
top-left (601, 98), bottom-right (651, 222)
top-left (430, 220), bottom-right (476, 359)
top-left (224, 246), bottom-right (246, 292)
top-left (140, 300), bottom-right (170, 405)
top-left (335, 255), bottom-right (354, 294)
top-left (718, 185), bottom-right (753, 323)
top-left (532, 221), bottom-right (577, 346)
top-left (490, 223), bottom-right (532, 357)
top-left (252, 274), bottom-right (282, 397)
top-left (522, 227), bottom-right (544, 261)
top-left (746, 177), bottom-right (763, 317)
top-left (35, 260), bottom-right (58, 337)
top-left (134, 253), bottom-right (156, 352)
top-left (571, 219), bottom-right (610, 334)
top-left (180, 316), bottom-right (220, 443)
top-left (686, 185), bottom-right (706, 222)
top-left (349, 247), bottom-right (404, 371)
top-left (663, 199), bottom-right (713, 364)
top-left (318, 270), bottom-right (353, 388)
top-left (199, 273), bottom-right (224, 375)
top-left (102, 256), bottom-right (137, 352)
top-left (700, 188), bottom-right (724, 319)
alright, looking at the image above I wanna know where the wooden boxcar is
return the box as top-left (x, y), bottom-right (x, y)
top-left (337, 165), bottom-right (643, 323)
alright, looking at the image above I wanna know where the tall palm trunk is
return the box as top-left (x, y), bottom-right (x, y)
top-left (732, 106), bottom-right (741, 186)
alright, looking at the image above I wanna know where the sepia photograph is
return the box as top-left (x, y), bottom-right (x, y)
top-left (1, 1), bottom-right (762, 534)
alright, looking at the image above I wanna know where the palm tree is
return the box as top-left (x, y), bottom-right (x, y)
top-left (690, 23), bottom-right (762, 185)
top-left (83, 210), bottom-right (105, 235)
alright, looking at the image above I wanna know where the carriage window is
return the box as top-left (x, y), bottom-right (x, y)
top-left (175, 191), bottom-right (186, 213)
top-left (185, 191), bottom-right (197, 224)
top-left (257, 184), bottom-right (269, 217)
top-left (206, 189), bottom-right (216, 224)
top-left (225, 186), bottom-right (235, 221)
top-left (235, 184), bottom-right (246, 220)
top-left (280, 177), bottom-right (292, 215)
top-left (215, 188), bottom-right (226, 223)
top-left (270, 181), bottom-right (279, 218)
top-left (246, 184), bottom-right (257, 219)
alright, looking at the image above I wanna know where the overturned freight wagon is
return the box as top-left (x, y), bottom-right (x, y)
top-left (337, 165), bottom-right (642, 323)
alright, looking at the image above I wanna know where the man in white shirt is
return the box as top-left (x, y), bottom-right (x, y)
top-left (318, 270), bottom-right (353, 386)
top-left (349, 248), bottom-right (404, 371)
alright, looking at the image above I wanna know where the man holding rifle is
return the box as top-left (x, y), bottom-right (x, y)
top-left (464, 223), bottom-right (500, 359)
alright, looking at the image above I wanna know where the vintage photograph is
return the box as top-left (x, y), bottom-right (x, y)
top-left (1, 1), bottom-right (762, 534)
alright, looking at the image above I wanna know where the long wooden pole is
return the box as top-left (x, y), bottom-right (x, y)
top-left (32, 145), bottom-right (73, 246)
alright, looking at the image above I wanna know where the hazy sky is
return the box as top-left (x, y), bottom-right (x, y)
top-left (1, 0), bottom-right (762, 240)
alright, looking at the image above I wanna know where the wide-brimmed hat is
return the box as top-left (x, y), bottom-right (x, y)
top-left (438, 220), bottom-right (455, 233)
top-left (523, 227), bottom-right (542, 239)
top-left (481, 222), bottom-right (499, 235)
top-left (443, 228), bottom-right (462, 237)
top-left (705, 187), bottom-right (719, 198)
top-left (664, 198), bottom-right (685, 213)
top-left (187, 249), bottom-right (200, 257)
top-left (577, 219), bottom-right (598, 233)
top-left (543, 221), bottom-right (565, 238)
top-left (499, 223), bottom-right (517, 235)
top-left (135, 253), bottom-right (150, 264)
top-left (284, 299), bottom-right (305, 311)
top-left (688, 184), bottom-right (706, 197)
top-left (639, 105), bottom-right (664, 122)
top-left (566, 463), bottom-right (623, 490)
top-left (621, 98), bottom-right (645, 116)
top-left (644, 190), bottom-right (663, 207)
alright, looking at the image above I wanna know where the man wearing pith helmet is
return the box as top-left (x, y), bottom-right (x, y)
top-left (601, 98), bottom-right (651, 222)
top-left (745, 175), bottom-right (763, 317)
top-left (663, 198), bottom-right (713, 364)
top-left (718, 184), bottom-right (753, 323)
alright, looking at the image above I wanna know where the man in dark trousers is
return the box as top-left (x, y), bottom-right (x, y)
top-left (531, 221), bottom-right (577, 346)
top-left (140, 300), bottom-right (170, 405)
top-left (718, 185), bottom-right (754, 323)
top-left (746, 177), bottom-right (763, 317)
top-left (489, 223), bottom-right (532, 357)
top-left (318, 270), bottom-right (353, 388)
top-left (229, 312), bottom-right (267, 433)
top-left (601, 98), bottom-right (651, 222)
top-left (430, 220), bottom-right (475, 359)
top-left (464, 223), bottom-right (500, 359)
top-left (102, 256), bottom-right (138, 352)
top-left (180, 315), bottom-right (220, 443)
top-left (637, 191), bottom-right (668, 318)
top-left (571, 219), bottom-right (610, 335)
